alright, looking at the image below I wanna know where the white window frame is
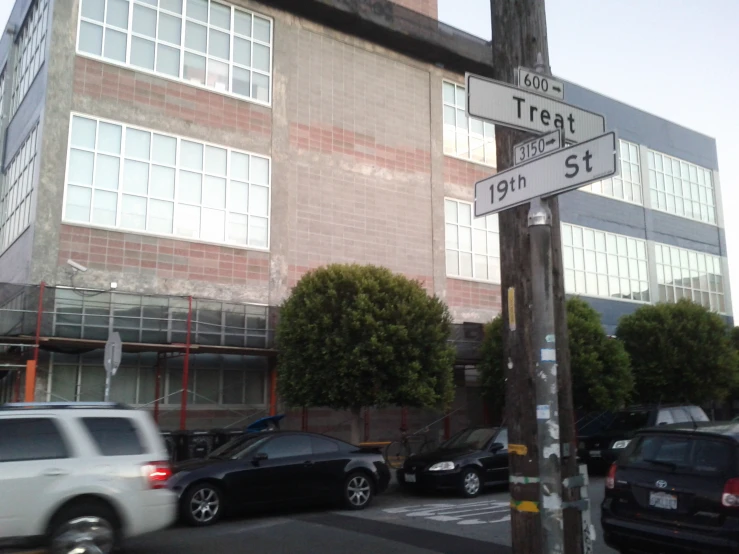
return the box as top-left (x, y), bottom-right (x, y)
top-left (581, 139), bottom-right (643, 205)
top-left (445, 197), bottom-right (501, 284)
top-left (562, 223), bottom-right (650, 303)
top-left (654, 243), bottom-right (725, 313)
top-left (10, 0), bottom-right (50, 115)
top-left (647, 149), bottom-right (716, 225)
top-left (75, 0), bottom-right (274, 107)
top-left (442, 81), bottom-right (496, 168)
top-left (62, 112), bottom-right (272, 250)
top-left (0, 126), bottom-right (38, 254)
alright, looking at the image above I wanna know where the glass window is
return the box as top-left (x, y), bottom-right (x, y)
top-left (259, 435), bottom-right (312, 459)
top-left (0, 127), bottom-right (39, 253)
top-left (442, 81), bottom-right (496, 166)
top-left (77, 0), bottom-right (273, 103)
top-left (63, 114), bottom-right (270, 248)
top-left (311, 436), bottom-right (340, 455)
top-left (562, 223), bottom-right (649, 302)
top-left (627, 435), bottom-right (733, 475)
top-left (654, 242), bottom-right (724, 312)
top-left (648, 150), bottom-right (715, 224)
top-left (581, 140), bottom-right (642, 204)
top-left (81, 417), bottom-right (145, 456)
top-left (10, 0), bottom-right (50, 114)
top-left (445, 198), bottom-right (500, 282)
top-left (0, 418), bottom-right (68, 462)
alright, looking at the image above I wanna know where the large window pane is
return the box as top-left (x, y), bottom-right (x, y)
top-left (121, 195), bottom-right (147, 229)
top-left (66, 185), bottom-right (92, 222)
top-left (156, 44), bottom-right (180, 77)
top-left (92, 189), bottom-right (118, 225)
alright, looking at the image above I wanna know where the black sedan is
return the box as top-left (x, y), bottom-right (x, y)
top-left (166, 431), bottom-right (391, 526)
top-left (398, 427), bottom-right (509, 497)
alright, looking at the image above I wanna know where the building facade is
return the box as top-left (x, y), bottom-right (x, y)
top-left (0, 0), bottom-right (730, 436)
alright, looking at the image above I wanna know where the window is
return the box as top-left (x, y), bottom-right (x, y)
top-left (259, 435), bottom-right (312, 460)
top-left (442, 82), bottom-right (496, 166)
top-left (581, 140), bottom-right (642, 204)
top-left (562, 223), bottom-right (649, 302)
top-left (648, 150), bottom-right (716, 224)
top-left (63, 115), bottom-right (270, 248)
top-left (492, 428), bottom-right (508, 449)
top-left (655, 410), bottom-right (674, 425)
top-left (0, 418), bottom-right (69, 462)
top-left (0, 127), bottom-right (38, 253)
top-left (445, 199), bottom-right (500, 282)
top-left (627, 435), bottom-right (733, 475)
top-left (655, 243), bottom-right (725, 312)
top-left (77, 0), bottom-right (272, 104)
top-left (10, 0), bottom-right (50, 114)
top-left (0, 66), bottom-right (5, 121)
top-left (311, 436), bottom-right (340, 455)
top-left (82, 417), bottom-right (145, 455)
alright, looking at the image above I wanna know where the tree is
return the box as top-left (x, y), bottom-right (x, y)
top-left (616, 299), bottom-right (738, 405)
top-left (276, 264), bottom-right (456, 444)
top-left (479, 298), bottom-right (633, 415)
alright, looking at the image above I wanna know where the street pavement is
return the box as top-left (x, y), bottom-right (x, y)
top-left (119, 477), bottom-right (616, 554)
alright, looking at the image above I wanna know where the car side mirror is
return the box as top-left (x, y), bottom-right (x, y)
top-left (490, 442), bottom-right (505, 452)
top-left (252, 452), bottom-right (268, 464)
top-left (658, 422), bottom-right (668, 426)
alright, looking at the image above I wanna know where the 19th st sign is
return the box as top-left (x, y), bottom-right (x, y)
top-left (474, 132), bottom-right (618, 217)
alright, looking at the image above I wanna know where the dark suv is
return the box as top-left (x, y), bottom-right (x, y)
top-left (579, 405), bottom-right (709, 470)
top-left (602, 423), bottom-right (739, 553)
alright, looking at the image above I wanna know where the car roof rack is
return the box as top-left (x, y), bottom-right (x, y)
top-left (0, 402), bottom-right (132, 411)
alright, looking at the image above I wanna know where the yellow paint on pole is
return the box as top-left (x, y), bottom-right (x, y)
top-left (511, 500), bottom-right (540, 513)
top-left (508, 443), bottom-right (528, 456)
top-left (507, 287), bottom-right (516, 331)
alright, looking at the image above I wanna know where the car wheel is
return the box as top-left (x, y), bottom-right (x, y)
top-left (459, 467), bottom-right (482, 498)
top-left (49, 500), bottom-right (118, 554)
top-left (182, 482), bottom-right (223, 527)
top-left (344, 472), bottom-right (374, 510)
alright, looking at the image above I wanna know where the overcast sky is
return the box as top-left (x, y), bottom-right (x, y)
top-left (1, 1), bottom-right (738, 316)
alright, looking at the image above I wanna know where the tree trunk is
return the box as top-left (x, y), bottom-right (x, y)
top-left (349, 408), bottom-right (362, 445)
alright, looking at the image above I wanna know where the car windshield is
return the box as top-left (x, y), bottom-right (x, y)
top-left (441, 428), bottom-right (497, 451)
top-left (607, 411), bottom-right (650, 432)
top-left (208, 434), bottom-right (268, 460)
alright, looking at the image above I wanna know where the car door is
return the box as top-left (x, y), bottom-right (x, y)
top-left (486, 428), bottom-right (509, 484)
top-left (309, 436), bottom-right (346, 499)
top-left (0, 417), bottom-right (77, 539)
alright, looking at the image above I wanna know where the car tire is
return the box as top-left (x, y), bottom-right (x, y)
top-left (459, 467), bottom-right (482, 498)
top-left (48, 500), bottom-right (118, 554)
top-left (343, 471), bottom-right (374, 510)
top-left (182, 482), bottom-right (224, 527)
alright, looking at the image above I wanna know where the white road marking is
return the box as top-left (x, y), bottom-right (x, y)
top-left (383, 499), bottom-right (511, 526)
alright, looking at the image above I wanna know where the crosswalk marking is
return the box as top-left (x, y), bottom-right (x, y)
top-left (383, 500), bottom-right (511, 526)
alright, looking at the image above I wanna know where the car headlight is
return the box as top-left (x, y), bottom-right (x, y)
top-left (611, 440), bottom-right (631, 449)
top-left (428, 461), bottom-right (455, 472)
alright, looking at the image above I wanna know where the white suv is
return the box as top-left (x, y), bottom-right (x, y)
top-left (0, 402), bottom-right (177, 554)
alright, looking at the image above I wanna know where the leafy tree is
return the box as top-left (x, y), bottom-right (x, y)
top-left (616, 299), bottom-right (738, 405)
top-left (479, 298), bottom-right (633, 416)
top-left (277, 264), bottom-right (456, 444)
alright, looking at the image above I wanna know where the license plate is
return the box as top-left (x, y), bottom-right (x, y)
top-left (649, 491), bottom-right (677, 510)
top-left (589, 450), bottom-right (602, 458)
top-left (405, 473), bottom-right (416, 483)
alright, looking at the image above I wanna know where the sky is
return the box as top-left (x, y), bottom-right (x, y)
top-left (1, 1), bottom-right (738, 315)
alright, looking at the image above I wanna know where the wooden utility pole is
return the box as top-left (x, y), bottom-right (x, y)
top-left (490, 1), bottom-right (583, 552)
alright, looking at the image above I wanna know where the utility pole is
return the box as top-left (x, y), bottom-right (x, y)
top-left (490, 1), bottom-right (583, 552)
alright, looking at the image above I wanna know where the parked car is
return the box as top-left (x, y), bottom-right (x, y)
top-left (166, 430), bottom-right (390, 526)
top-left (0, 402), bottom-right (177, 554)
top-left (397, 426), bottom-right (508, 498)
top-left (578, 405), bottom-right (709, 470)
top-left (602, 422), bottom-right (739, 553)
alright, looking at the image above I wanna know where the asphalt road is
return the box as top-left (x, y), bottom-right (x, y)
top-left (119, 477), bottom-right (616, 554)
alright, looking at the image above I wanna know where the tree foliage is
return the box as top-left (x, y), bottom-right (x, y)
top-left (616, 299), bottom-right (738, 405)
top-left (277, 264), bottom-right (456, 417)
top-left (479, 298), bottom-right (633, 416)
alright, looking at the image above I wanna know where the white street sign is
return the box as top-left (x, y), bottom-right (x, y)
top-left (517, 67), bottom-right (565, 100)
top-left (514, 129), bottom-right (563, 166)
top-left (104, 331), bottom-right (122, 377)
top-left (466, 73), bottom-right (605, 144)
top-left (474, 132), bottom-right (618, 218)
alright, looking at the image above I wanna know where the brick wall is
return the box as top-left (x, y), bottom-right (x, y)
top-left (446, 277), bottom-right (501, 322)
top-left (58, 224), bottom-right (270, 285)
top-left (391, 0), bottom-right (438, 19)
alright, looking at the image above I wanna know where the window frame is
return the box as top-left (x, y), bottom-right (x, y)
top-left (10, 0), bottom-right (50, 115)
top-left (75, 0), bottom-right (274, 107)
top-left (444, 197), bottom-right (501, 284)
top-left (442, 80), bottom-right (496, 168)
top-left (61, 112), bottom-right (272, 250)
top-left (0, 125), bottom-right (38, 254)
top-left (580, 139), bottom-right (643, 205)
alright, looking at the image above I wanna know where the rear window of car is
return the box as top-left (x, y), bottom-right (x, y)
top-left (0, 418), bottom-right (69, 462)
top-left (82, 417), bottom-right (145, 456)
top-left (625, 434), bottom-right (734, 475)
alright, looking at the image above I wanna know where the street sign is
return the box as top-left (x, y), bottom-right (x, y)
top-left (474, 132), bottom-right (618, 217)
top-left (514, 129), bottom-right (563, 166)
top-left (466, 73), bottom-right (605, 144)
top-left (517, 67), bottom-right (565, 100)
top-left (104, 331), bottom-right (122, 377)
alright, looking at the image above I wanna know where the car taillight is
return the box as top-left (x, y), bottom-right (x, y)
top-left (606, 463), bottom-right (617, 490)
top-left (722, 478), bottom-right (739, 507)
top-left (142, 461), bottom-right (172, 489)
